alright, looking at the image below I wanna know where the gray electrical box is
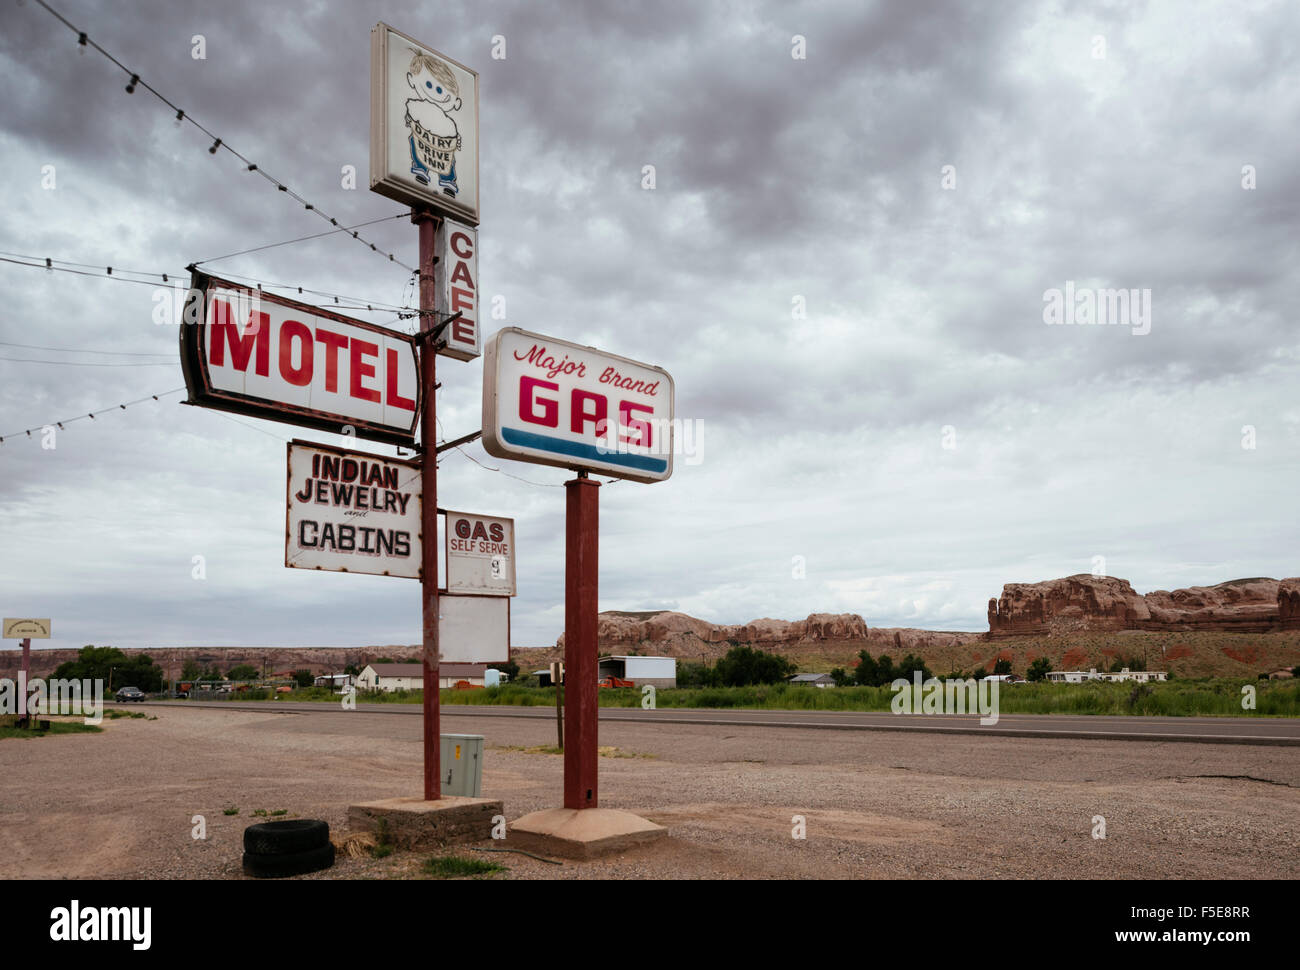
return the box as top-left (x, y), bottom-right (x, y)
top-left (440, 733), bottom-right (484, 797)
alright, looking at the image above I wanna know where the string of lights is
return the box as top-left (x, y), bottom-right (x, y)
top-left (0, 388), bottom-right (185, 443)
top-left (1, 252), bottom-right (419, 316)
top-left (30, 0), bottom-right (415, 273)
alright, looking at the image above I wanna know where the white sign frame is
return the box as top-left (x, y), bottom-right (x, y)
top-left (369, 22), bottom-right (480, 226)
top-left (285, 440), bottom-right (423, 579)
top-left (482, 327), bottom-right (675, 483)
top-left (439, 594), bottom-right (510, 663)
top-left (444, 509), bottom-right (516, 596)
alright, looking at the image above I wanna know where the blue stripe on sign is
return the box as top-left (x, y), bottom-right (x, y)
top-left (501, 427), bottom-right (668, 473)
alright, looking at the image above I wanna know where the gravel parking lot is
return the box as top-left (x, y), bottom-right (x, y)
top-left (3, 704), bottom-right (1296, 879)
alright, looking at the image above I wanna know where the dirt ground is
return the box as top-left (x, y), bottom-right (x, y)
top-left (2, 704), bottom-right (1297, 879)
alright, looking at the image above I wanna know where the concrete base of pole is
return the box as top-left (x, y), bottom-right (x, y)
top-left (508, 807), bottom-right (667, 859)
top-left (347, 796), bottom-right (503, 850)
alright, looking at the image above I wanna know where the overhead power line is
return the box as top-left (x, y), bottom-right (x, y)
top-left (30, 0), bottom-right (415, 273)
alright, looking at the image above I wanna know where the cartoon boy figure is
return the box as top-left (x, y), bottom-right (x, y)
top-left (405, 51), bottom-right (462, 197)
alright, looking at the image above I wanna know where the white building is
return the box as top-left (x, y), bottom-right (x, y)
top-left (313, 673), bottom-right (356, 690)
top-left (356, 663), bottom-right (491, 691)
top-left (596, 655), bottom-right (676, 688)
top-left (1045, 667), bottom-right (1167, 684)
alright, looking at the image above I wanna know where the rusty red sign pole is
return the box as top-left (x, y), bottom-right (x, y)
top-left (564, 473), bottom-right (600, 809)
top-left (415, 208), bottom-right (442, 801)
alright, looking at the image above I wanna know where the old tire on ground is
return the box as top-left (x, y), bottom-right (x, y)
top-left (243, 819), bottom-right (330, 856)
top-left (242, 842), bottom-right (335, 879)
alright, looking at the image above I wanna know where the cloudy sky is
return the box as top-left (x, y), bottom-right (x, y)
top-left (2, 0), bottom-right (1297, 653)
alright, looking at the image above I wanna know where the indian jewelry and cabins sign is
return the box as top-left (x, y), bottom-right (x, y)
top-left (286, 441), bottom-right (422, 579)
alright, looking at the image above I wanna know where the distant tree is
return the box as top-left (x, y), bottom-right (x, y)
top-left (181, 659), bottom-right (202, 681)
top-left (992, 658), bottom-right (1013, 676)
top-left (344, 664), bottom-right (360, 676)
top-left (494, 660), bottom-right (521, 682)
top-left (1292, 665), bottom-right (1300, 679)
top-left (292, 669), bottom-right (315, 688)
top-left (227, 664), bottom-right (260, 681)
top-left (200, 665), bottom-right (225, 681)
top-left (894, 653), bottom-right (933, 682)
top-left (374, 658), bottom-right (395, 664)
top-left (1109, 655), bottom-right (1146, 673)
top-left (1026, 657), bottom-right (1052, 682)
top-left (829, 667), bottom-right (852, 687)
top-left (874, 654), bottom-right (895, 685)
top-left (53, 646), bottom-right (163, 692)
top-left (677, 662), bottom-right (719, 688)
top-left (714, 646), bottom-right (795, 687)
top-left (853, 650), bottom-right (878, 687)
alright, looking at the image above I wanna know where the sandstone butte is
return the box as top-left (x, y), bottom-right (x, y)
top-left (5, 575), bottom-right (1298, 680)
top-left (987, 574), bottom-right (1300, 638)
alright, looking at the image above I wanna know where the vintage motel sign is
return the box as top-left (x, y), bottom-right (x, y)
top-left (482, 327), bottom-right (675, 483)
top-left (180, 272), bottom-right (421, 446)
top-left (444, 510), bottom-right (516, 596)
top-left (369, 22), bottom-right (480, 227)
top-left (285, 441), bottom-right (422, 579)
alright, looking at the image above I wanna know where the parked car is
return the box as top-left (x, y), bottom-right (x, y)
top-left (115, 686), bottom-right (146, 702)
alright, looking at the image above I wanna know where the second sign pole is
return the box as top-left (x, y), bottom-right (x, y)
top-left (564, 472), bottom-right (600, 809)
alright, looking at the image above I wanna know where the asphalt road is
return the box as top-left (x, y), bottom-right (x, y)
top-left (124, 700), bottom-right (1300, 746)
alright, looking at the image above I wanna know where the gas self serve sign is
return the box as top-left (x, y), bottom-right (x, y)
top-left (445, 510), bottom-right (515, 596)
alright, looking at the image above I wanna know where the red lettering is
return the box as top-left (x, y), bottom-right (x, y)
top-left (451, 320), bottom-right (475, 345)
top-left (208, 299), bottom-right (270, 376)
top-left (519, 376), bottom-right (559, 427)
top-left (450, 231), bottom-right (474, 260)
top-left (385, 348), bottom-right (416, 411)
top-left (278, 319), bottom-right (313, 386)
top-left (316, 329), bottom-right (348, 392)
top-left (572, 389), bottom-right (608, 437)
top-left (449, 261), bottom-right (474, 288)
top-left (620, 400), bottom-right (654, 447)
top-left (471, 521), bottom-right (489, 542)
top-left (350, 339), bottom-right (381, 402)
top-left (489, 522), bottom-right (504, 542)
top-left (450, 286), bottom-right (474, 314)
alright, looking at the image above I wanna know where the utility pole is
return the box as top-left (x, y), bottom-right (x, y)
top-left (415, 207), bottom-right (442, 801)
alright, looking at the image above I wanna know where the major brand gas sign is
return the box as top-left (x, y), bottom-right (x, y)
top-left (180, 272), bottom-right (421, 446)
top-left (285, 441), bottom-right (422, 579)
top-left (482, 328), bottom-right (674, 483)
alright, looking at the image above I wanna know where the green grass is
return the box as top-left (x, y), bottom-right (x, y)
top-left (223, 807), bottom-right (239, 816)
top-left (0, 720), bottom-right (103, 740)
top-left (200, 679), bottom-right (1300, 718)
top-left (423, 855), bottom-right (505, 878)
top-left (251, 808), bottom-right (290, 817)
